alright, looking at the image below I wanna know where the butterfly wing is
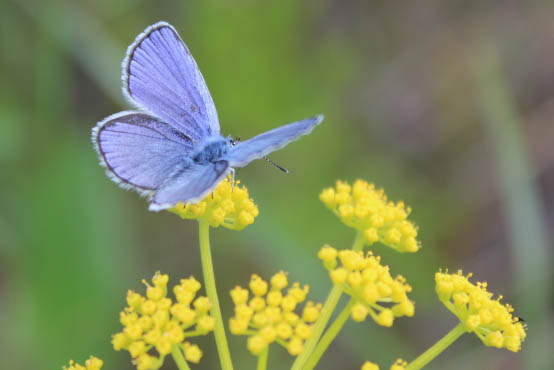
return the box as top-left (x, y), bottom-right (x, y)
top-left (123, 22), bottom-right (220, 141)
top-left (225, 115), bottom-right (324, 168)
top-left (150, 160), bottom-right (230, 211)
top-left (93, 111), bottom-right (194, 194)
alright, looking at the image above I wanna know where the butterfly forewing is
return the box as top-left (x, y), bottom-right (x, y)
top-left (225, 115), bottom-right (324, 168)
top-left (123, 22), bottom-right (220, 141)
top-left (93, 112), bottom-right (194, 191)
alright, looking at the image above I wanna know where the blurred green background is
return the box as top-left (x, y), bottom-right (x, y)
top-left (1, 1), bottom-right (553, 369)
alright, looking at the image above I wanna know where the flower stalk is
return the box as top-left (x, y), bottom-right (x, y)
top-left (198, 219), bottom-right (234, 370)
top-left (257, 346), bottom-right (269, 370)
top-left (171, 344), bottom-right (192, 370)
top-left (291, 231), bottom-right (364, 370)
top-left (304, 299), bottom-right (355, 370)
top-left (405, 323), bottom-right (466, 370)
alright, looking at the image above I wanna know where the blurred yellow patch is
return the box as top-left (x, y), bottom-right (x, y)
top-left (62, 356), bottom-right (103, 370)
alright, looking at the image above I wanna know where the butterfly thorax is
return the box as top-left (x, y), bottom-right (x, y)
top-left (192, 137), bottom-right (232, 164)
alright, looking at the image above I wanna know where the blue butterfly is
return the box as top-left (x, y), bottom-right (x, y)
top-left (92, 22), bottom-right (323, 211)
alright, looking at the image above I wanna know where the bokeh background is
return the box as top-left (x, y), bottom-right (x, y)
top-left (1, 1), bottom-right (553, 369)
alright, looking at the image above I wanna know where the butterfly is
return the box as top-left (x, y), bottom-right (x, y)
top-left (92, 22), bottom-right (323, 211)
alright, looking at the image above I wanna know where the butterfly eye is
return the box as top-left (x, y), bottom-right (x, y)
top-left (230, 136), bottom-right (241, 147)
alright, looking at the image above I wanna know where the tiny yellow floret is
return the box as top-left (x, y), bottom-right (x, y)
top-left (330, 267), bottom-right (348, 284)
top-left (197, 315), bottom-right (216, 333)
top-left (229, 317), bottom-right (249, 335)
top-left (271, 271), bottom-right (288, 290)
top-left (250, 274), bottom-right (269, 296)
top-left (302, 301), bottom-right (321, 322)
top-left (287, 336), bottom-right (304, 356)
top-left (136, 353), bottom-right (155, 370)
top-left (247, 335), bottom-right (267, 355)
top-left (193, 296), bottom-right (211, 313)
top-left (63, 356), bottom-right (103, 370)
top-left (390, 358), bottom-right (407, 370)
top-left (351, 303), bottom-right (369, 322)
top-left (361, 361), bottom-right (380, 370)
top-left (376, 309), bottom-right (394, 327)
top-left (183, 342), bottom-right (203, 363)
top-left (318, 245), bottom-right (338, 270)
top-left (230, 286), bottom-right (249, 305)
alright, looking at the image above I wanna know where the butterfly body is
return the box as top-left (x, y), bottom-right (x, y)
top-left (192, 137), bottom-right (232, 165)
top-left (93, 22), bottom-right (323, 211)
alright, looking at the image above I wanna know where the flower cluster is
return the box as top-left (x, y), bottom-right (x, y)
top-left (111, 272), bottom-right (215, 369)
top-left (170, 176), bottom-right (259, 230)
top-left (320, 180), bottom-right (419, 252)
top-left (361, 358), bottom-right (406, 370)
top-left (319, 246), bottom-right (414, 327)
top-left (435, 270), bottom-right (526, 352)
top-left (228, 272), bottom-right (322, 356)
top-left (63, 357), bottom-right (103, 370)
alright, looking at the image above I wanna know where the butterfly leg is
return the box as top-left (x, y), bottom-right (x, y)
top-left (230, 167), bottom-right (236, 191)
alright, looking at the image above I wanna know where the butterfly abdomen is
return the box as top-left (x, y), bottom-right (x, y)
top-left (193, 137), bottom-right (231, 164)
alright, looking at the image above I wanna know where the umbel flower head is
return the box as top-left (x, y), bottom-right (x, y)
top-left (170, 176), bottom-right (259, 230)
top-left (320, 180), bottom-right (420, 252)
top-left (319, 246), bottom-right (415, 327)
top-left (63, 356), bottom-right (103, 370)
top-left (435, 270), bottom-right (527, 352)
top-left (360, 358), bottom-right (407, 370)
top-left (112, 272), bottom-right (215, 370)
top-left (228, 272), bottom-right (322, 356)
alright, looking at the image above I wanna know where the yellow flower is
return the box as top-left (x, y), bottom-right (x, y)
top-left (229, 272), bottom-right (322, 356)
top-left (169, 176), bottom-right (258, 230)
top-left (62, 356), bottom-right (103, 370)
top-left (435, 270), bottom-right (527, 352)
top-left (390, 358), bottom-right (407, 370)
top-left (361, 361), bottom-right (379, 370)
top-left (112, 272), bottom-right (215, 369)
top-left (183, 342), bottom-right (203, 363)
top-left (320, 180), bottom-right (420, 252)
top-left (320, 246), bottom-right (414, 327)
top-left (360, 358), bottom-right (406, 370)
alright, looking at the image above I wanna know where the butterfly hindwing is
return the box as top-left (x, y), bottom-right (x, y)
top-left (93, 111), bottom-right (194, 193)
top-left (150, 160), bottom-right (230, 211)
top-left (225, 115), bottom-right (324, 168)
top-left (123, 22), bottom-right (220, 141)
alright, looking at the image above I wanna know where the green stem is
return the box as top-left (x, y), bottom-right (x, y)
top-left (291, 231), bottom-right (364, 370)
top-left (171, 344), bottom-right (192, 370)
top-left (304, 299), bottom-right (355, 370)
top-left (257, 346), bottom-right (269, 370)
top-left (198, 219), bottom-right (234, 370)
top-left (405, 323), bottom-right (466, 370)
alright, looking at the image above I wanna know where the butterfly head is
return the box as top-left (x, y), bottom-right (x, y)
top-left (229, 136), bottom-right (241, 147)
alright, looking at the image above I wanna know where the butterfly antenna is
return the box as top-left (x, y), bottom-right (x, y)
top-left (264, 156), bottom-right (289, 173)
